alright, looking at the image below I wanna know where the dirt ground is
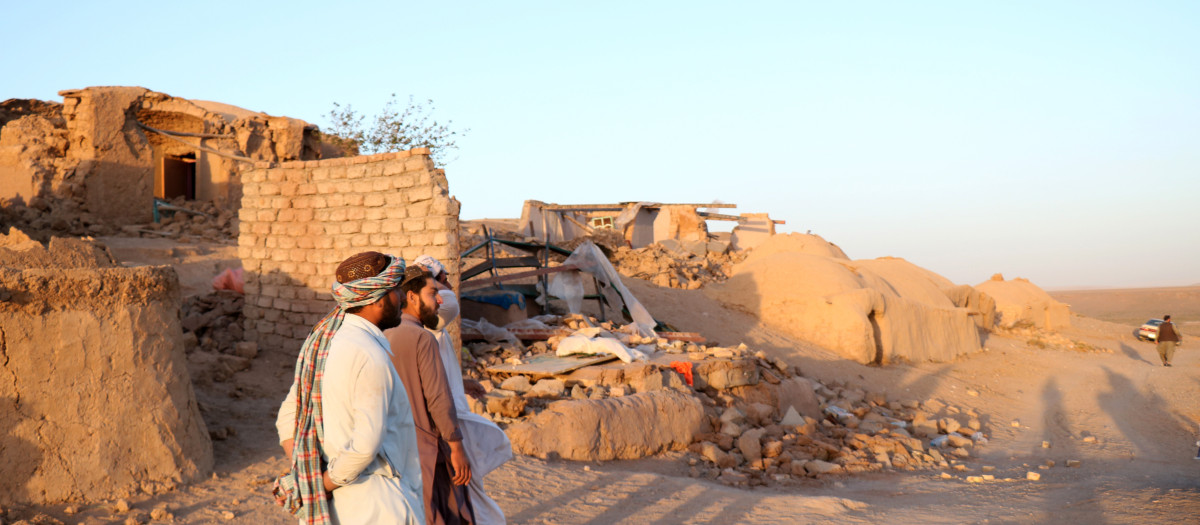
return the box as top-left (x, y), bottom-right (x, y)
top-left (9, 241), bottom-right (1199, 524)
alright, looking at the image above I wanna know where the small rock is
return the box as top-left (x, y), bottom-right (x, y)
top-left (762, 440), bottom-right (784, 458)
top-left (940, 472), bottom-right (952, 479)
top-left (1082, 436), bottom-right (1096, 443)
top-left (222, 510), bottom-right (236, 520)
top-left (500, 376), bottom-right (532, 393)
top-left (570, 384), bottom-right (588, 400)
top-left (966, 389), bottom-right (979, 397)
top-left (1011, 420), bottom-right (1021, 427)
top-left (150, 508), bottom-right (173, 521)
top-left (981, 465), bottom-right (995, 472)
top-left (804, 459), bottom-right (842, 475)
top-left (966, 475), bottom-right (984, 483)
top-left (778, 406), bottom-right (805, 426)
top-left (720, 421), bottom-right (743, 438)
top-left (1026, 471), bottom-right (1041, 481)
top-left (115, 499), bottom-right (132, 513)
top-left (945, 434), bottom-right (972, 448)
top-left (64, 505), bottom-right (79, 514)
top-left (982, 474), bottom-right (995, 480)
top-left (1042, 441), bottom-right (1051, 448)
top-left (738, 428), bottom-right (766, 463)
top-left (1065, 459), bottom-right (1081, 468)
top-left (233, 342), bottom-right (259, 359)
top-left (528, 378), bottom-right (565, 398)
top-left (938, 418), bottom-right (961, 435)
top-left (486, 395), bottom-right (526, 418)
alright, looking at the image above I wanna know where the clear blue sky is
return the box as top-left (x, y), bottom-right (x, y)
top-left (3, 1), bottom-right (1197, 288)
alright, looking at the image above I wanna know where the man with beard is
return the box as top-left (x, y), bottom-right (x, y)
top-left (385, 266), bottom-right (474, 525)
top-left (273, 251), bottom-right (424, 525)
top-left (413, 255), bottom-right (511, 525)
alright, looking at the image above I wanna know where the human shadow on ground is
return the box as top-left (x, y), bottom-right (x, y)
top-left (1096, 366), bottom-right (1194, 461)
top-left (1036, 378), bottom-right (1107, 524)
top-left (1117, 342), bottom-right (1156, 366)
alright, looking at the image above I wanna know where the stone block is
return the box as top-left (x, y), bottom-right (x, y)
top-left (508, 391), bottom-right (704, 461)
top-left (694, 358), bottom-right (759, 390)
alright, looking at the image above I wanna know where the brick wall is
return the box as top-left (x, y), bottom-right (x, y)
top-left (237, 148), bottom-right (460, 351)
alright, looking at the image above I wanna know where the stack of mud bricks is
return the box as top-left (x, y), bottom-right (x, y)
top-left (237, 148), bottom-right (460, 351)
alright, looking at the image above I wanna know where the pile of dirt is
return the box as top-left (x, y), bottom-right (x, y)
top-left (707, 233), bottom-right (993, 364)
top-left (609, 242), bottom-right (747, 289)
top-left (459, 313), bottom-right (993, 487)
top-left (975, 274), bottom-right (1071, 330)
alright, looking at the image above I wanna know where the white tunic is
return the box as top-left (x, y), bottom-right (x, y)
top-left (433, 289), bottom-right (512, 525)
top-left (276, 314), bottom-right (425, 525)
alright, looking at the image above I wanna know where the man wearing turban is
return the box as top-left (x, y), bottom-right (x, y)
top-left (274, 252), bottom-right (424, 525)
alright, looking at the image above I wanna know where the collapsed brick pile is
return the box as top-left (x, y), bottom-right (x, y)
top-left (458, 314), bottom-right (991, 487)
top-left (0, 190), bottom-right (111, 241)
top-left (180, 290), bottom-right (257, 385)
top-left (125, 198), bottom-right (238, 243)
top-left (609, 243), bottom-right (747, 289)
top-left (0, 195), bottom-right (237, 244)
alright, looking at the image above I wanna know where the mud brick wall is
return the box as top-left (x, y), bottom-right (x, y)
top-left (237, 149), bottom-right (460, 351)
top-left (0, 265), bottom-right (212, 504)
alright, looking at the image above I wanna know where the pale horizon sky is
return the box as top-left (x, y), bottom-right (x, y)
top-left (3, 1), bottom-right (1197, 289)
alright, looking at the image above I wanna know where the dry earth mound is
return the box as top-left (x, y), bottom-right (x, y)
top-left (975, 274), bottom-right (1070, 330)
top-left (0, 229), bottom-right (211, 505)
top-left (707, 233), bottom-right (993, 364)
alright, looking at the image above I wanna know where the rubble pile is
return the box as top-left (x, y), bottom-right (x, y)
top-left (123, 198), bottom-right (238, 243)
top-left (1002, 325), bottom-right (1113, 354)
top-left (458, 313), bottom-right (992, 487)
top-left (609, 242), bottom-right (747, 289)
top-left (180, 290), bottom-right (257, 385)
top-left (0, 191), bottom-right (112, 241)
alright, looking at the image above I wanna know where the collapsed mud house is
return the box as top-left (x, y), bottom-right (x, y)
top-left (0, 86), bottom-right (326, 235)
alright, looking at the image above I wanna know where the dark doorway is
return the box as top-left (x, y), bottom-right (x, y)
top-left (868, 310), bottom-right (884, 365)
top-left (161, 153), bottom-right (196, 200)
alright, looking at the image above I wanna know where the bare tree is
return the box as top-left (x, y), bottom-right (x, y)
top-left (325, 94), bottom-right (467, 165)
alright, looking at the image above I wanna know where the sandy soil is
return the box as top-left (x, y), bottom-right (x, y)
top-left (10, 246), bottom-right (1200, 524)
top-left (1050, 286), bottom-right (1200, 331)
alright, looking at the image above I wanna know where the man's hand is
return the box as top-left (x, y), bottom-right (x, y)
top-left (448, 441), bottom-right (472, 486)
top-left (323, 471), bottom-right (338, 493)
top-left (281, 439), bottom-right (294, 461)
top-left (463, 379), bottom-right (486, 400)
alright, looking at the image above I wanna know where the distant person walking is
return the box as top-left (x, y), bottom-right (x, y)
top-left (1156, 315), bottom-right (1182, 367)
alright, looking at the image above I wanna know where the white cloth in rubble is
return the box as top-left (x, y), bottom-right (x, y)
top-left (554, 333), bottom-right (649, 363)
top-left (432, 289), bottom-right (512, 525)
top-left (275, 314), bottom-right (425, 525)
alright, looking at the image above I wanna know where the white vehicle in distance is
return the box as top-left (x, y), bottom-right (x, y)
top-left (1137, 319), bottom-right (1164, 341)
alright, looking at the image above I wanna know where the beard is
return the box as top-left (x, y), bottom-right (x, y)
top-left (418, 299), bottom-right (439, 329)
top-left (376, 295), bottom-right (402, 331)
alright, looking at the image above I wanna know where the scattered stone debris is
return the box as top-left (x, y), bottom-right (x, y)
top-left (180, 290), bottom-right (254, 385)
top-left (609, 241), bottom-right (746, 289)
top-left (460, 313), bottom-right (994, 487)
top-left (122, 197), bottom-right (239, 243)
top-left (181, 290), bottom-right (246, 354)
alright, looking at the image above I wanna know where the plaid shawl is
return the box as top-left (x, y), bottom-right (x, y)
top-left (273, 255), bottom-right (405, 525)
